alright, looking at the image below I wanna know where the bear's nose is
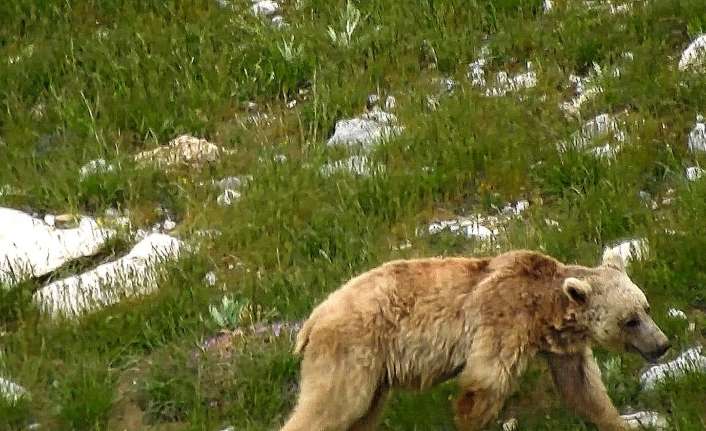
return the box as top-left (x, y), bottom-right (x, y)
top-left (652, 342), bottom-right (671, 360)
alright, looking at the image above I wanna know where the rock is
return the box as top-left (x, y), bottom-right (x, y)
top-left (687, 115), bottom-right (706, 153)
top-left (640, 345), bottom-right (706, 390)
top-left (667, 308), bottom-right (687, 320)
top-left (252, 0), bottom-right (279, 16)
top-left (79, 158), bottom-right (115, 179)
top-left (271, 15), bottom-right (287, 28)
top-left (561, 71), bottom-right (604, 117)
top-left (320, 155), bottom-right (383, 177)
top-left (558, 113), bottom-right (626, 158)
top-left (501, 200), bottom-right (530, 216)
top-left (134, 134), bottom-right (225, 168)
top-left (502, 418), bottom-right (518, 431)
top-left (427, 218), bottom-right (495, 241)
top-left (602, 239), bottom-right (648, 268)
top-left (384, 95), bottom-right (397, 111)
top-left (678, 34), bottom-right (706, 71)
top-left (326, 108), bottom-right (403, 150)
top-left (0, 377), bottom-right (27, 404)
top-left (466, 47), bottom-right (490, 87)
top-left (162, 219), bottom-right (177, 231)
top-left (217, 189), bottom-right (241, 207)
top-left (32, 233), bottom-right (184, 318)
top-left (204, 271), bottom-right (217, 287)
top-left (43, 214), bottom-right (56, 227)
top-left (483, 62), bottom-right (538, 97)
top-left (686, 166), bottom-right (705, 181)
top-left (217, 176), bottom-right (251, 191)
top-left (0, 208), bottom-right (115, 286)
top-left (622, 411), bottom-right (668, 430)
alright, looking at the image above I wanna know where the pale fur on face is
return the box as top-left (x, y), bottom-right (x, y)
top-left (584, 265), bottom-right (649, 348)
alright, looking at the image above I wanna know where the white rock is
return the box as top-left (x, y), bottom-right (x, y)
top-left (678, 34), bottom-right (706, 71)
top-left (320, 155), bottom-right (383, 177)
top-left (217, 189), bottom-right (241, 207)
top-left (561, 85), bottom-right (603, 116)
top-left (467, 47), bottom-right (489, 87)
top-left (428, 218), bottom-right (495, 241)
top-left (464, 222), bottom-right (494, 240)
top-left (640, 345), bottom-right (706, 389)
top-left (384, 95), bottom-right (397, 111)
top-left (622, 411), bottom-right (668, 430)
top-left (0, 377), bottom-right (27, 403)
top-left (214, 175), bottom-right (252, 191)
top-left (686, 166), bottom-right (705, 181)
top-left (326, 109), bottom-right (403, 150)
top-left (79, 159), bottom-right (115, 179)
top-left (502, 418), bottom-right (518, 431)
top-left (602, 238), bottom-right (648, 267)
top-left (559, 113), bottom-right (626, 157)
top-left (252, 0), bottom-right (279, 16)
top-left (32, 233), bottom-right (184, 318)
top-left (687, 115), bottom-right (706, 153)
top-left (484, 63), bottom-right (538, 97)
top-left (43, 214), bottom-right (56, 227)
top-left (0, 208), bottom-right (115, 286)
top-left (667, 308), bottom-right (687, 320)
top-left (502, 200), bottom-right (530, 216)
top-left (271, 15), bottom-right (287, 28)
top-left (204, 271), bottom-right (217, 287)
top-left (162, 219), bottom-right (177, 231)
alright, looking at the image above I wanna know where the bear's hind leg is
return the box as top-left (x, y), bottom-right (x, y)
top-left (281, 352), bottom-right (383, 431)
top-left (349, 386), bottom-right (389, 431)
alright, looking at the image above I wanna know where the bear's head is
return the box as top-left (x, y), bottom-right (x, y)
top-left (562, 252), bottom-right (670, 362)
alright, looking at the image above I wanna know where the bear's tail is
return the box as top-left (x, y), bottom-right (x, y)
top-left (293, 316), bottom-right (315, 355)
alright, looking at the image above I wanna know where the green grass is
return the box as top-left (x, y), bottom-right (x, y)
top-left (2, 0), bottom-right (706, 429)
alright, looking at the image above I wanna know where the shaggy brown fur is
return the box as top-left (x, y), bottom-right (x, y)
top-left (280, 249), bottom-right (669, 431)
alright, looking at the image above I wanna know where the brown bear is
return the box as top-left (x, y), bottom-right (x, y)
top-left (280, 249), bottom-right (670, 431)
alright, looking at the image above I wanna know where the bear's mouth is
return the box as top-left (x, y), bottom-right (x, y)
top-left (626, 343), bottom-right (667, 364)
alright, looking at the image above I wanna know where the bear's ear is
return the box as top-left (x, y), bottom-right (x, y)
top-left (601, 248), bottom-right (626, 272)
top-left (562, 277), bottom-right (592, 305)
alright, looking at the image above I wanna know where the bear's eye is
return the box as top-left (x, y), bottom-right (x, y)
top-left (625, 318), bottom-right (640, 328)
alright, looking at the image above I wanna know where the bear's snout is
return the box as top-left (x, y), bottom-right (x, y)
top-left (647, 339), bottom-right (671, 362)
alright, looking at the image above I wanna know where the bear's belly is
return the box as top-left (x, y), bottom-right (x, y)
top-left (384, 340), bottom-right (469, 390)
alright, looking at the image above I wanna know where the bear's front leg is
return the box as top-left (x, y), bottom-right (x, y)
top-left (454, 387), bottom-right (509, 431)
top-left (546, 348), bottom-right (629, 431)
top-left (452, 360), bottom-right (516, 431)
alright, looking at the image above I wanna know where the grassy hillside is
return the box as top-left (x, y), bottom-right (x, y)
top-left (1, 0), bottom-right (706, 429)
